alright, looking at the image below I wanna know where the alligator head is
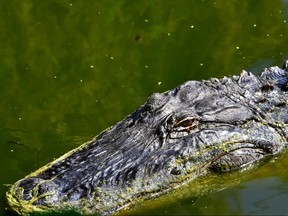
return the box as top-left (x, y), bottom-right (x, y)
top-left (7, 61), bottom-right (288, 215)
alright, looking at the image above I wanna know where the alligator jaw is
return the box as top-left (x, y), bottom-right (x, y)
top-left (209, 140), bottom-right (283, 172)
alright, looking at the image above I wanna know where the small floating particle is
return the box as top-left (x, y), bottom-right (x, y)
top-left (90, 65), bottom-right (94, 68)
top-left (80, 80), bottom-right (83, 83)
top-left (158, 81), bottom-right (162, 86)
top-left (135, 35), bottom-right (141, 41)
top-left (167, 32), bottom-right (171, 36)
top-left (110, 56), bottom-right (114, 60)
top-left (18, 117), bottom-right (21, 121)
top-left (11, 149), bottom-right (14, 152)
top-left (236, 46), bottom-right (240, 49)
top-left (144, 65), bottom-right (149, 68)
top-left (190, 25), bottom-right (194, 28)
top-left (253, 24), bottom-right (257, 27)
top-left (284, 20), bottom-right (287, 23)
top-left (200, 63), bottom-right (204, 66)
top-left (145, 19), bottom-right (149, 22)
top-left (54, 75), bottom-right (57, 79)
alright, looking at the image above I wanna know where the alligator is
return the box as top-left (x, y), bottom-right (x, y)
top-left (7, 61), bottom-right (288, 215)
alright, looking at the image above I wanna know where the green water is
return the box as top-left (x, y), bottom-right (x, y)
top-left (1, 0), bottom-right (288, 215)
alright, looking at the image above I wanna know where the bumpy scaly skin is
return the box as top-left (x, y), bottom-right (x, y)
top-left (7, 61), bottom-right (288, 215)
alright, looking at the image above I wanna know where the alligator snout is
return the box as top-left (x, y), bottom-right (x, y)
top-left (12, 177), bottom-right (60, 205)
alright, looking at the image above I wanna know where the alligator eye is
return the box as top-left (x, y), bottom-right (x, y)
top-left (174, 116), bottom-right (199, 131)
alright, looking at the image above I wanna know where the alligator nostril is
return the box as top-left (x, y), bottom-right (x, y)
top-left (17, 177), bottom-right (42, 190)
top-left (36, 181), bottom-right (58, 197)
top-left (14, 177), bottom-right (59, 204)
top-left (17, 177), bottom-right (42, 201)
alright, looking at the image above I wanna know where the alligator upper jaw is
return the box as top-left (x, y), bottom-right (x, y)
top-left (208, 140), bottom-right (282, 172)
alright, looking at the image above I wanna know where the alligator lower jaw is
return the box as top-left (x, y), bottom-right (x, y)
top-left (6, 189), bottom-right (79, 216)
top-left (209, 143), bottom-right (278, 172)
top-left (6, 190), bottom-right (46, 216)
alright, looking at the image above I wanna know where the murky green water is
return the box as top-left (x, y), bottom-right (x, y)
top-left (1, 0), bottom-right (288, 215)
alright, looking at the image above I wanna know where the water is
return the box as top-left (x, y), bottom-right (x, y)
top-left (0, 0), bottom-right (288, 215)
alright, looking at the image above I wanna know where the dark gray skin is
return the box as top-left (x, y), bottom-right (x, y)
top-left (7, 61), bottom-right (288, 215)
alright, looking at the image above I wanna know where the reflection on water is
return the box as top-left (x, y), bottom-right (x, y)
top-left (120, 154), bottom-right (288, 215)
top-left (1, 0), bottom-right (288, 215)
top-left (236, 177), bottom-right (288, 214)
